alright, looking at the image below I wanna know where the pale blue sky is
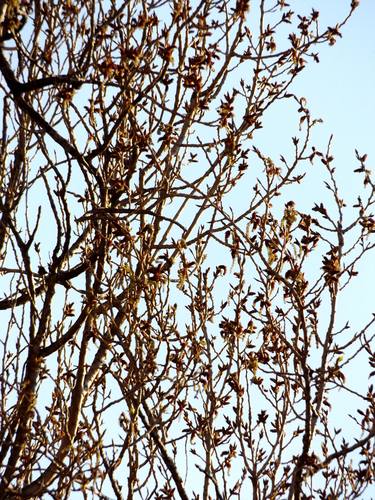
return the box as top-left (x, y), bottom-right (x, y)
top-left (295, 0), bottom-right (375, 166)
top-left (256, 0), bottom-right (375, 181)
top-left (252, 0), bottom-right (375, 326)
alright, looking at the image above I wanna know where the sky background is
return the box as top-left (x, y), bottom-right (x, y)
top-left (308, 0), bottom-right (375, 323)
top-left (210, 2), bottom-right (375, 496)
top-left (254, 0), bottom-right (375, 326)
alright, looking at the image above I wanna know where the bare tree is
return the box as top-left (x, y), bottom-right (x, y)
top-left (0, 0), bottom-right (374, 498)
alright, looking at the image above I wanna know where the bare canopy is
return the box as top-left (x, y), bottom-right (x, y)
top-left (0, 0), bottom-right (374, 498)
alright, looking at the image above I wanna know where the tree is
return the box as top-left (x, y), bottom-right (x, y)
top-left (0, 0), bottom-right (374, 498)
